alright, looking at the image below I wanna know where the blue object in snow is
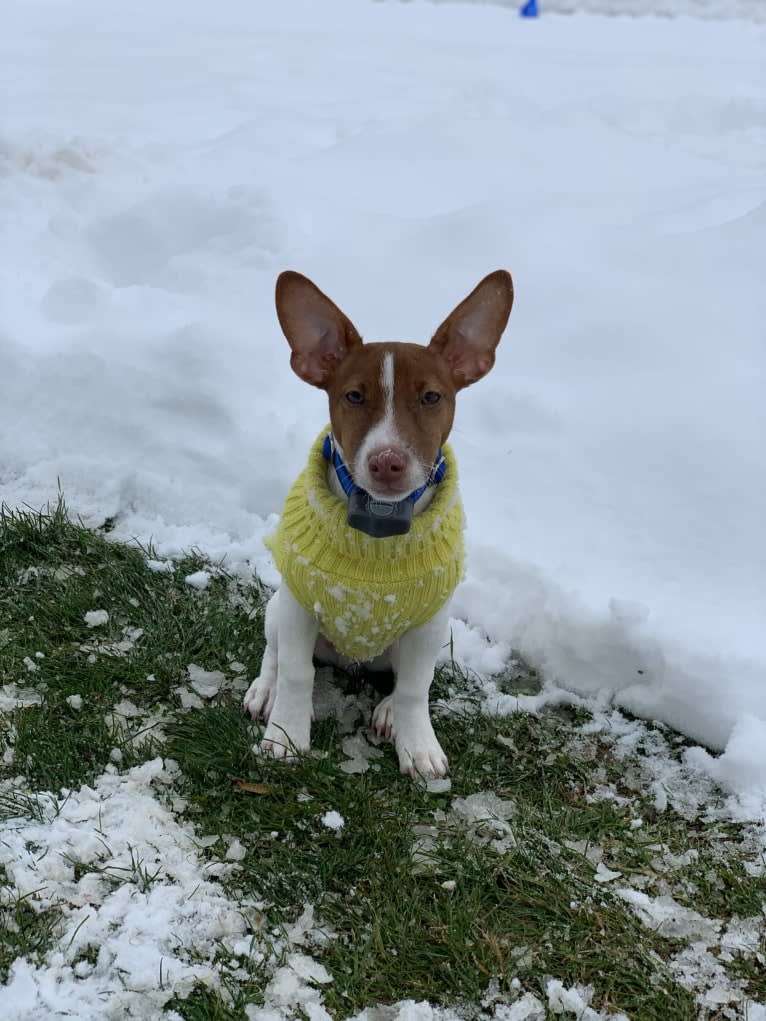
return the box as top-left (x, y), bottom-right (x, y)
top-left (519, 0), bottom-right (539, 16)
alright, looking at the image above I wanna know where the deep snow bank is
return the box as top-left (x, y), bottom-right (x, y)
top-left (1, 1), bottom-right (764, 798)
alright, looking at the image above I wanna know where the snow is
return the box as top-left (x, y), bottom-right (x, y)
top-left (593, 861), bottom-right (623, 883)
top-left (0, 685), bottom-right (42, 712)
top-left (0, 759), bottom-right (265, 1020)
top-left (225, 837), bottom-right (248, 862)
top-left (616, 887), bottom-right (766, 1009)
top-left (685, 715), bottom-right (766, 802)
top-left (246, 953), bottom-right (333, 1021)
top-left (431, 0), bottom-right (765, 22)
top-left (184, 569), bottom-right (211, 590)
top-left (546, 981), bottom-right (627, 1021)
top-left (425, 777), bottom-right (453, 793)
top-left (320, 810), bottom-right (346, 831)
top-left (187, 663), bottom-right (227, 699)
top-left (83, 610), bottom-right (109, 628)
top-left (449, 791), bottom-right (517, 853)
top-left (1, 0), bottom-right (764, 791)
top-left (146, 558), bottom-right (175, 574)
top-left (0, 0), bottom-right (764, 1009)
top-left (338, 732), bottom-right (385, 774)
top-left (617, 889), bottom-right (721, 942)
top-left (451, 791), bottom-right (516, 823)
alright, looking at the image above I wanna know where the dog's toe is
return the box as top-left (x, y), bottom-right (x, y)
top-left (371, 694), bottom-right (394, 740)
top-left (258, 736), bottom-right (298, 762)
top-left (396, 722), bottom-right (449, 781)
top-left (259, 716), bottom-right (311, 762)
top-left (403, 748), bottom-right (449, 781)
top-left (243, 677), bottom-right (276, 720)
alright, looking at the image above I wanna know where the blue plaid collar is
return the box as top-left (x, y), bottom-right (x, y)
top-left (322, 433), bottom-right (446, 504)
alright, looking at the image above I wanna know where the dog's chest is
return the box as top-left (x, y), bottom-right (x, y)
top-left (265, 434), bottom-right (465, 662)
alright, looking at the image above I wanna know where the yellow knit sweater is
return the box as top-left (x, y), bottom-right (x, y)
top-left (266, 430), bottom-right (465, 662)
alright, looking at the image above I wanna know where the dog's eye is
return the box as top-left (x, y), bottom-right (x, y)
top-left (345, 390), bottom-right (364, 405)
top-left (421, 391), bottom-right (441, 406)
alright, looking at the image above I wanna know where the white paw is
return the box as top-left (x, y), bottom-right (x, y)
top-left (395, 718), bottom-right (448, 780)
top-left (371, 695), bottom-right (394, 740)
top-left (259, 716), bottom-right (311, 761)
top-left (243, 676), bottom-right (277, 720)
top-left (257, 687), bottom-right (312, 762)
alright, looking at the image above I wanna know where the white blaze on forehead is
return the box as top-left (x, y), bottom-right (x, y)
top-left (380, 350), bottom-right (395, 429)
top-left (354, 350), bottom-right (402, 468)
top-left (352, 346), bottom-right (427, 496)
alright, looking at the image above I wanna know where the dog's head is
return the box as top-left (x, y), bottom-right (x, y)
top-left (274, 270), bottom-right (513, 501)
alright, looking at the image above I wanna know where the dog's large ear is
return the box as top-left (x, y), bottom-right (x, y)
top-left (428, 270), bottom-right (513, 389)
top-left (275, 271), bottom-right (362, 389)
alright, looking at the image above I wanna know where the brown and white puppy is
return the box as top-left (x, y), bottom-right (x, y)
top-left (244, 270), bottom-right (513, 778)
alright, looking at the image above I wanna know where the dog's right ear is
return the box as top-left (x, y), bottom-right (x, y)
top-left (275, 272), bottom-right (362, 389)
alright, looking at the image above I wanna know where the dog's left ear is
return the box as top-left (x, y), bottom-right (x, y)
top-left (428, 270), bottom-right (513, 389)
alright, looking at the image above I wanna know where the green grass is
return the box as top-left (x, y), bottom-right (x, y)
top-left (1, 500), bottom-right (764, 1019)
top-left (0, 869), bottom-right (62, 984)
top-left (0, 498), bottom-right (266, 791)
top-left (165, 701), bottom-right (699, 1019)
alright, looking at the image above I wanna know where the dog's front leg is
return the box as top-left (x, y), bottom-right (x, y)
top-left (243, 589), bottom-right (280, 720)
top-left (385, 605), bottom-right (450, 780)
top-left (260, 585), bottom-right (319, 761)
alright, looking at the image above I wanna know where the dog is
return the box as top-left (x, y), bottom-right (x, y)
top-left (244, 270), bottom-right (513, 779)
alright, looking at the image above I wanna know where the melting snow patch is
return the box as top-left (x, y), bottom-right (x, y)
top-left (0, 758), bottom-right (265, 1019)
top-left (346, 1002), bottom-right (467, 1021)
top-left (79, 625), bottom-right (143, 658)
top-left (495, 994), bottom-right (546, 1019)
top-left (146, 558), bottom-right (174, 574)
top-left (0, 684), bottom-right (42, 711)
top-left (83, 609), bottom-right (109, 627)
top-left (187, 663), bottom-right (226, 698)
top-left (174, 685), bottom-right (204, 709)
top-left (546, 980), bottom-right (628, 1020)
top-left (424, 777), bottom-right (452, 794)
top-left (106, 699), bottom-right (141, 723)
top-left (184, 569), bottom-right (210, 590)
top-left (593, 862), bottom-right (623, 884)
top-left (451, 791), bottom-right (516, 853)
top-left (617, 889), bottom-right (721, 943)
top-left (283, 903), bottom-right (333, 949)
top-left (451, 791), bottom-right (515, 824)
top-left (670, 943), bottom-right (748, 1010)
top-left (246, 952), bottom-right (332, 1021)
top-left (320, 810), bottom-right (345, 831)
top-left (616, 890), bottom-right (765, 1010)
top-left (339, 732), bottom-right (384, 774)
top-left (225, 838), bottom-right (247, 862)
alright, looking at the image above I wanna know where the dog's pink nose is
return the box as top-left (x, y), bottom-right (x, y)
top-left (368, 448), bottom-right (406, 485)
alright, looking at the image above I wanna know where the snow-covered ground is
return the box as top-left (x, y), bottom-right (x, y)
top-left (432, 0), bottom-right (766, 23)
top-left (1, 0), bottom-right (765, 806)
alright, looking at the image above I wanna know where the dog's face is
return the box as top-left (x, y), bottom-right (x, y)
top-left (274, 270), bottom-right (514, 500)
top-left (325, 342), bottom-right (456, 498)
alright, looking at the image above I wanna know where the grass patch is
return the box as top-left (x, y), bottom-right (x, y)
top-left (0, 498), bottom-right (265, 791)
top-left (0, 870), bottom-right (62, 984)
top-left (1, 501), bottom-right (764, 1019)
top-left (166, 700), bottom-right (701, 1019)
